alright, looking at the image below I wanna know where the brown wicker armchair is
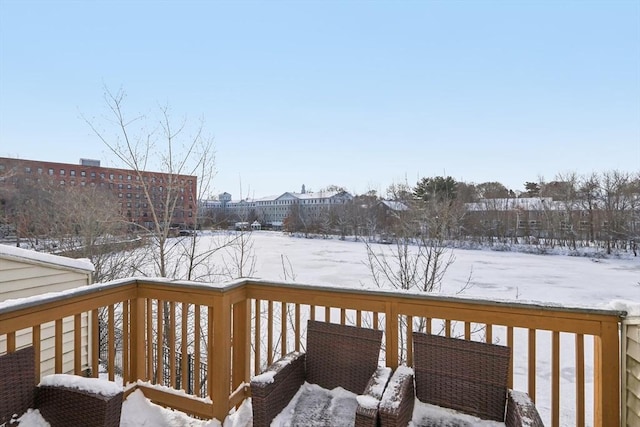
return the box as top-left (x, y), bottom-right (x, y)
top-left (0, 346), bottom-right (123, 427)
top-left (379, 333), bottom-right (544, 427)
top-left (250, 320), bottom-right (390, 427)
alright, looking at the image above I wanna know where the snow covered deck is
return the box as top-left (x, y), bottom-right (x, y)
top-left (0, 277), bottom-right (629, 426)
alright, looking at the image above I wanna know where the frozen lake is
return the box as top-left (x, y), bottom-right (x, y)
top-left (183, 230), bottom-right (639, 426)
top-left (211, 231), bottom-right (640, 310)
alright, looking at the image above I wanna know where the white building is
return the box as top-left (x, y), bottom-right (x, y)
top-left (202, 187), bottom-right (353, 227)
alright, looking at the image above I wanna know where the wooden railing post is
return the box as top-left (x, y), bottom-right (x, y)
top-left (211, 294), bottom-right (232, 421)
top-left (594, 319), bottom-right (620, 427)
top-left (130, 296), bottom-right (147, 384)
top-left (385, 302), bottom-right (398, 369)
top-left (232, 299), bottom-right (250, 391)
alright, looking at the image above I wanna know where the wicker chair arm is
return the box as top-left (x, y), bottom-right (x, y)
top-left (250, 352), bottom-right (306, 427)
top-left (505, 389), bottom-right (545, 427)
top-left (378, 366), bottom-right (415, 427)
top-left (355, 367), bottom-right (393, 427)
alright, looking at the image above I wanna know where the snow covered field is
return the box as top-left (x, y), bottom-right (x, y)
top-left (213, 231), bottom-right (639, 309)
top-left (14, 231), bottom-right (639, 426)
top-left (203, 231), bottom-right (639, 426)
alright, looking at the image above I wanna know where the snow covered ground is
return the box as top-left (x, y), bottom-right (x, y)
top-left (217, 231), bottom-right (639, 309)
top-left (11, 231), bottom-right (640, 426)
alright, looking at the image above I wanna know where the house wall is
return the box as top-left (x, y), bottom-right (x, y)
top-left (623, 318), bottom-right (640, 427)
top-left (0, 255), bottom-right (92, 377)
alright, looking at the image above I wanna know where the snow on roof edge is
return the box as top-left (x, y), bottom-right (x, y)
top-left (0, 244), bottom-right (95, 273)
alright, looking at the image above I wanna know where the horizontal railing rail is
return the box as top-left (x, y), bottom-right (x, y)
top-left (0, 277), bottom-right (626, 427)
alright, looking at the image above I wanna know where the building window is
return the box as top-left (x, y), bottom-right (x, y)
top-left (127, 175), bottom-right (132, 180)
top-left (60, 169), bottom-right (66, 175)
top-left (48, 168), bottom-right (54, 175)
top-left (25, 167), bottom-right (31, 173)
top-left (70, 170), bottom-right (76, 176)
top-left (37, 167), bottom-right (43, 174)
top-left (100, 173), bottom-right (105, 179)
top-left (119, 174), bottom-right (123, 180)
top-left (91, 171), bottom-right (96, 178)
top-left (110, 173), bottom-right (114, 180)
top-left (81, 171), bottom-right (86, 177)
top-left (60, 180), bottom-right (65, 185)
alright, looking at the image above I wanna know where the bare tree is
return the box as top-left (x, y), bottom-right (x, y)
top-left (85, 88), bottom-right (217, 279)
top-left (365, 189), bottom-right (471, 361)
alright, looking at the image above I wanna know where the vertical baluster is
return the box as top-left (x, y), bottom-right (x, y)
top-left (92, 309), bottom-right (99, 377)
top-left (552, 331), bottom-right (560, 427)
top-left (295, 303), bottom-right (301, 352)
top-left (182, 303), bottom-right (189, 392)
top-left (157, 301), bottom-right (164, 385)
top-left (267, 300), bottom-right (273, 365)
top-left (254, 300), bottom-right (261, 375)
top-left (575, 334), bottom-right (585, 427)
top-left (123, 301), bottom-right (129, 382)
top-left (207, 305), bottom-right (214, 399)
top-left (195, 305), bottom-right (201, 397)
top-left (407, 316), bottom-right (414, 366)
top-left (74, 314), bottom-right (81, 375)
top-left (33, 326), bottom-right (41, 382)
top-left (147, 299), bottom-right (153, 381)
top-left (108, 305), bottom-right (115, 381)
top-left (169, 301), bottom-right (176, 388)
top-left (55, 318), bottom-right (63, 373)
top-left (528, 329), bottom-right (537, 403)
top-left (281, 302), bottom-right (287, 357)
top-left (7, 331), bottom-right (15, 352)
top-left (507, 326), bottom-right (514, 389)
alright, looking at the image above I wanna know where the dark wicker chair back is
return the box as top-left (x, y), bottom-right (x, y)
top-left (0, 346), bottom-right (36, 425)
top-left (306, 320), bottom-right (383, 395)
top-left (413, 332), bottom-right (510, 422)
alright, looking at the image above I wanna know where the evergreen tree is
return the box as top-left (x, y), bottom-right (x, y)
top-left (413, 176), bottom-right (457, 202)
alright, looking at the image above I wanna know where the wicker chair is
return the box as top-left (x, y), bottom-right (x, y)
top-left (0, 346), bottom-right (123, 427)
top-left (250, 320), bottom-right (390, 427)
top-left (379, 333), bottom-right (544, 427)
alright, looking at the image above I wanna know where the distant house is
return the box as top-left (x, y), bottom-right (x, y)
top-left (0, 245), bottom-right (94, 377)
top-left (201, 188), bottom-right (354, 228)
top-left (376, 200), bottom-right (410, 238)
top-left (251, 221), bottom-right (262, 231)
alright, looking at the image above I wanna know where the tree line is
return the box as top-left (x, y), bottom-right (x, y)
top-left (264, 171), bottom-right (639, 255)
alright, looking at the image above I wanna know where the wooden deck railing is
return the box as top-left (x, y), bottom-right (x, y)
top-left (0, 278), bottom-right (626, 427)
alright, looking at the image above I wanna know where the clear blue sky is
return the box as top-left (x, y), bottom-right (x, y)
top-left (1, 0), bottom-right (638, 198)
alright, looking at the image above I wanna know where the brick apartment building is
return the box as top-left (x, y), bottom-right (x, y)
top-left (0, 157), bottom-right (197, 228)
